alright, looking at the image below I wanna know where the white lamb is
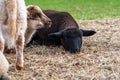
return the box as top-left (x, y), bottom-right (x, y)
top-left (0, 0), bottom-right (27, 70)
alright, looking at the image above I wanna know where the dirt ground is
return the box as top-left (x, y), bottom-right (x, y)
top-left (5, 17), bottom-right (120, 80)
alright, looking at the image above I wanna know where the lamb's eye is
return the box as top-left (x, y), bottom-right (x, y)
top-left (64, 36), bottom-right (69, 40)
top-left (34, 13), bottom-right (41, 18)
top-left (33, 14), bottom-right (38, 18)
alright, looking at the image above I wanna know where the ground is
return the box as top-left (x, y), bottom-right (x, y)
top-left (6, 17), bottom-right (120, 80)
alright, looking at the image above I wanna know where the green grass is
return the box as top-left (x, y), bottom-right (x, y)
top-left (25, 0), bottom-right (120, 20)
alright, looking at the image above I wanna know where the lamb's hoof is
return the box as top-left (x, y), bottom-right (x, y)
top-left (16, 62), bottom-right (24, 70)
top-left (0, 75), bottom-right (10, 80)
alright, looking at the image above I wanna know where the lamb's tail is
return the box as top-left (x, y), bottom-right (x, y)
top-left (6, 0), bottom-right (17, 38)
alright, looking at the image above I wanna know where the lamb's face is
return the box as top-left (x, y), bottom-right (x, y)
top-left (27, 5), bottom-right (52, 29)
top-left (48, 28), bottom-right (82, 53)
top-left (60, 29), bottom-right (82, 53)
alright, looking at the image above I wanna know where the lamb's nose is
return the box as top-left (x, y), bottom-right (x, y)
top-left (71, 48), bottom-right (80, 53)
top-left (76, 48), bottom-right (80, 52)
top-left (45, 19), bottom-right (52, 25)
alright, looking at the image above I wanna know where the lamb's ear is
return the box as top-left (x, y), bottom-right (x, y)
top-left (80, 30), bottom-right (96, 36)
top-left (27, 5), bottom-right (34, 11)
top-left (27, 11), bottom-right (31, 19)
top-left (48, 32), bottom-right (63, 38)
top-left (26, 5), bottom-right (34, 19)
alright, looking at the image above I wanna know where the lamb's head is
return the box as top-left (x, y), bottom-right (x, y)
top-left (48, 28), bottom-right (96, 53)
top-left (27, 5), bottom-right (52, 29)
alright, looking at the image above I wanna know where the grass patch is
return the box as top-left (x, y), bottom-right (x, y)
top-left (25, 0), bottom-right (120, 20)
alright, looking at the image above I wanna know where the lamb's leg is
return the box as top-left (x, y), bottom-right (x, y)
top-left (0, 1), bottom-right (6, 53)
top-left (0, 30), bottom-right (9, 78)
top-left (16, 33), bottom-right (25, 70)
top-left (15, 14), bottom-right (27, 70)
top-left (4, 0), bottom-right (17, 49)
top-left (15, 20), bottom-right (26, 70)
top-left (15, 0), bottom-right (27, 70)
top-left (0, 3), bottom-right (9, 74)
top-left (0, 32), bottom-right (4, 53)
top-left (5, 0), bottom-right (17, 38)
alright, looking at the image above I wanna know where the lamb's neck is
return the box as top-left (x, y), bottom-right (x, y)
top-left (25, 26), bottom-right (36, 44)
